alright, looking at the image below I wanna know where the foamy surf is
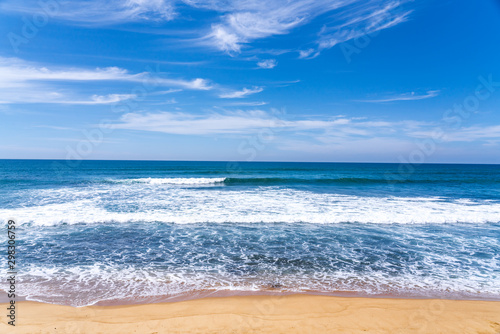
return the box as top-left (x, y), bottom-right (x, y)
top-left (1, 160), bottom-right (499, 307)
top-left (1, 186), bottom-right (500, 226)
top-left (3, 221), bottom-right (500, 306)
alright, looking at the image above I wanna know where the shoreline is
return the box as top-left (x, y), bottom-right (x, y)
top-left (2, 294), bottom-right (500, 333)
top-left (4, 288), bottom-right (500, 307)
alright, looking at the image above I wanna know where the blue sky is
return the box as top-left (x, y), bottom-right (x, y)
top-left (1, 0), bottom-right (500, 163)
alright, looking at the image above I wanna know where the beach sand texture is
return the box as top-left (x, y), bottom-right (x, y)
top-left (2, 295), bottom-right (500, 333)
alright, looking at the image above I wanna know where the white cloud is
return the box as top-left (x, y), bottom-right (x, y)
top-left (0, 90), bottom-right (136, 105)
top-left (2, 0), bottom-right (413, 61)
top-left (103, 108), bottom-right (500, 152)
top-left (0, 57), bottom-right (211, 104)
top-left (176, 78), bottom-right (212, 90)
top-left (208, 25), bottom-right (242, 53)
top-left (219, 87), bottom-right (264, 99)
top-left (114, 110), bottom-right (277, 135)
top-left (410, 125), bottom-right (500, 143)
top-left (0, 58), bottom-right (135, 86)
top-left (0, 0), bottom-right (177, 24)
top-left (150, 89), bottom-right (183, 95)
top-left (202, 0), bottom-right (412, 56)
top-left (224, 101), bottom-right (268, 106)
top-left (257, 59), bottom-right (277, 69)
top-left (298, 48), bottom-right (317, 59)
top-left (60, 94), bottom-right (136, 105)
top-left (0, 57), bottom-right (210, 89)
top-left (112, 109), bottom-right (418, 136)
top-left (276, 137), bottom-right (415, 161)
top-left (358, 90), bottom-right (440, 103)
top-left (204, 0), bottom-right (337, 53)
top-left (153, 77), bottom-right (212, 90)
top-left (316, 1), bottom-right (412, 56)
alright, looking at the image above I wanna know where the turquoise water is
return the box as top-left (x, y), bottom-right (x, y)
top-left (1, 160), bottom-right (499, 306)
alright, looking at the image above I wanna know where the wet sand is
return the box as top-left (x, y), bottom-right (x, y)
top-left (2, 294), bottom-right (500, 333)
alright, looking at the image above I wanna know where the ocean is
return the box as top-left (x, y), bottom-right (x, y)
top-left (1, 160), bottom-right (499, 306)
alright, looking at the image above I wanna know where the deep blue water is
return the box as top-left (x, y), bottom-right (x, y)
top-left (0, 160), bottom-right (499, 306)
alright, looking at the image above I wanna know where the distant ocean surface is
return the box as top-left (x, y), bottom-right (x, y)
top-left (1, 160), bottom-right (499, 306)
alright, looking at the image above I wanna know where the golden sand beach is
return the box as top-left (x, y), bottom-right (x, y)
top-left (2, 295), bottom-right (500, 333)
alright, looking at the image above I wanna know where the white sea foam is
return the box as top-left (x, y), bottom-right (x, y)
top-left (111, 177), bottom-right (226, 185)
top-left (6, 261), bottom-right (500, 307)
top-left (1, 183), bottom-right (500, 226)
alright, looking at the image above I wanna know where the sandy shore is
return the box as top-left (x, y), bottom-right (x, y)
top-left (1, 295), bottom-right (500, 333)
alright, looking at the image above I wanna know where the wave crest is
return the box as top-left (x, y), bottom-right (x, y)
top-left (112, 177), bottom-right (226, 185)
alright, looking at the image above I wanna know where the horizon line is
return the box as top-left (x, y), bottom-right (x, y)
top-left (1, 158), bottom-right (499, 166)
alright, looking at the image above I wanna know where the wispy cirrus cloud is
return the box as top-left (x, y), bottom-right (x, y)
top-left (0, 57), bottom-right (212, 90)
top-left (3, 0), bottom-right (414, 60)
top-left (0, 90), bottom-right (136, 105)
top-left (358, 90), bottom-right (440, 103)
top-left (0, 57), bottom-right (211, 104)
top-left (203, 0), bottom-right (345, 53)
top-left (219, 87), bottom-right (264, 99)
top-left (114, 110), bottom-right (277, 135)
top-left (257, 59), bottom-right (277, 69)
top-left (312, 1), bottom-right (413, 58)
top-left (112, 109), bottom-right (500, 154)
top-left (149, 89), bottom-right (183, 95)
top-left (0, 0), bottom-right (177, 25)
top-left (0, 57), bottom-right (138, 86)
top-left (298, 49), bottom-right (316, 59)
top-left (224, 101), bottom-right (268, 106)
top-left (112, 109), bottom-right (425, 136)
top-left (56, 94), bottom-right (137, 105)
top-left (202, 0), bottom-right (412, 56)
top-left (409, 125), bottom-right (500, 143)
